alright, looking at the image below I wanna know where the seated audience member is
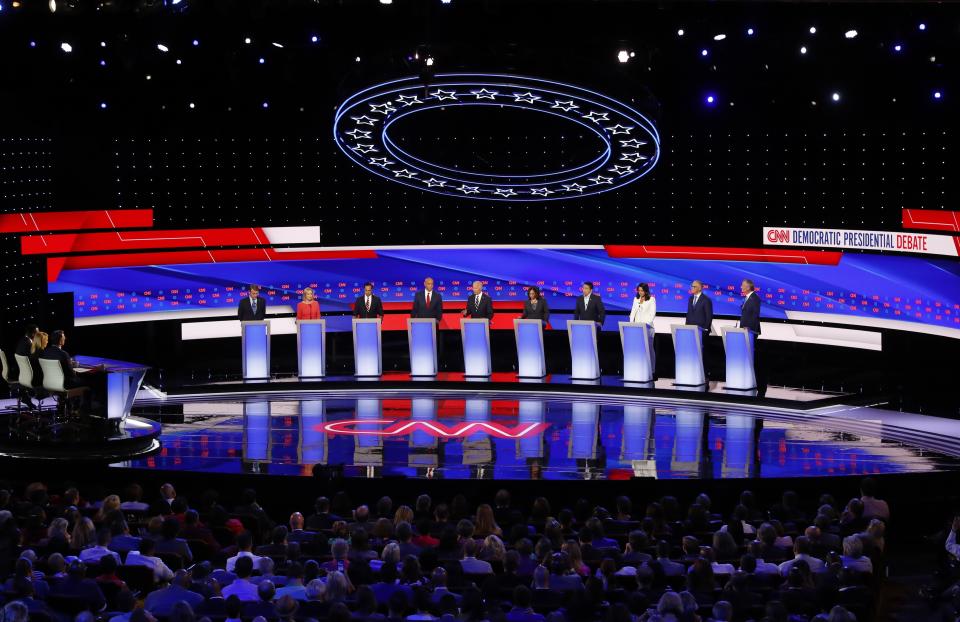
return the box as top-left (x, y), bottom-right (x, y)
top-left (371, 562), bottom-right (413, 606)
top-left (305, 496), bottom-right (340, 531)
top-left (322, 537), bottom-right (351, 573)
top-left (5, 558), bottom-right (50, 599)
top-left (49, 560), bottom-right (106, 612)
top-left (95, 554), bottom-right (128, 590)
top-left (144, 570), bottom-right (204, 616)
top-left (80, 528), bottom-right (121, 564)
top-left (858, 477), bottom-right (890, 522)
top-left (107, 518), bottom-right (142, 555)
top-left (233, 488), bottom-right (275, 531)
top-left (841, 535), bottom-right (873, 573)
top-left (225, 531), bottom-right (263, 573)
top-left (286, 512), bottom-right (316, 545)
top-left (125, 537), bottom-right (175, 583)
top-left (460, 538), bottom-right (494, 575)
top-left (244, 581), bottom-right (278, 619)
top-left (530, 565), bottom-right (563, 610)
top-left (256, 525), bottom-right (292, 558)
top-left (221, 556), bottom-right (259, 602)
top-left (779, 536), bottom-right (825, 576)
top-left (180, 510), bottom-right (220, 551)
top-left (155, 516), bottom-right (193, 564)
top-left (505, 585), bottom-right (545, 622)
top-left (273, 562), bottom-right (307, 600)
top-left (654, 540), bottom-right (685, 577)
top-left (9, 577), bottom-right (54, 618)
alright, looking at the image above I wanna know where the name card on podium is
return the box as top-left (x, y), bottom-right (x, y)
top-left (568, 320), bottom-right (600, 380)
top-left (722, 327), bottom-right (757, 390)
top-left (241, 320), bottom-right (271, 380)
top-left (297, 319), bottom-right (326, 378)
top-left (671, 324), bottom-right (706, 387)
top-left (408, 318), bottom-right (438, 377)
top-left (514, 319), bottom-right (547, 378)
top-left (353, 318), bottom-right (382, 377)
top-left (619, 321), bottom-right (655, 383)
top-left (461, 318), bottom-right (492, 377)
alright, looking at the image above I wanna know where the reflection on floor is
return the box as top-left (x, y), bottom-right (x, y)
top-left (116, 392), bottom-right (960, 480)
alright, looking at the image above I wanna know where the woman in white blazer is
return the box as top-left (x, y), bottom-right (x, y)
top-left (629, 283), bottom-right (657, 324)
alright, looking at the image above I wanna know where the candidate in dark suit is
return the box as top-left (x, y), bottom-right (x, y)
top-left (462, 281), bottom-right (494, 320)
top-left (353, 282), bottom-right (384, 319)
top-left (238, 285), bottom-right (267, 321)
top-left (411, 277), bottom-right (443, 321)
top-left (39, 330), bottom-right (81, 388)
top-left (15, 324), bottom-right (38, 357)
top-left (521, 286), bottom-right (550, 322)
top-left (738, 279), bottom-right (761, 334)
top-left (573, 282), bottom-right (606, 324)
top-left (684, 280), bottom-right (714, 335)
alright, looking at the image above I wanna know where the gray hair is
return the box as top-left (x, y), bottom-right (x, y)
top-left (842, 535), bottom-right (863, 558)
top-left (304, 579), bottom-right (326, 601)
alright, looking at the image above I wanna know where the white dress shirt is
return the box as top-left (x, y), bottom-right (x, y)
top-left (629, 297), bottom-right (657, 325)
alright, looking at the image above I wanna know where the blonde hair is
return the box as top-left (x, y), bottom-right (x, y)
top-left (302, 287), bottom-right (314, 300)
top-left (30, 332), bottom-right (48, 354)
top-left (393, 505), bottom-right (414, 526)
top-left (96, 495), bottom-right (121, 522)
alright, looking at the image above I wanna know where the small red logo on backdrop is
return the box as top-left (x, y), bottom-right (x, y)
top-left (766, 229), bottom-right (790, 243)
top-left (320, 419), bottom-right (551, 439)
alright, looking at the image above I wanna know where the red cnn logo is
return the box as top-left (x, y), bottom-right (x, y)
top-left (766, 229), bottom-right (790, 243)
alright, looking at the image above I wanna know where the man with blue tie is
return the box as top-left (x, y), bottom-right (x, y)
top-left (739, 279), bottom-right (765, 394)
top-left (685, 280), bottom-right (713, 374)
top-left (238, 285), bottom-right (267, 321)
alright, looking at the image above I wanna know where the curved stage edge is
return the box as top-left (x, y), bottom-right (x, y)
top-left (0, 415), bottom-right (161, 462)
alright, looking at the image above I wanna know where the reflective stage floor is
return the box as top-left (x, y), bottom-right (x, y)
top-left (119, 387), bottom-right (960, 480)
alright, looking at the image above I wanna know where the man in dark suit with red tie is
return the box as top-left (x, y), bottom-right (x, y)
top-left (462, 281), bottom-right (494, 320)
top-left (353, 282), bottom-right (384, 319)
top-left (238, 285), bottom-right (267, 321)
top-left (411, 277), bottom-right (443, 321)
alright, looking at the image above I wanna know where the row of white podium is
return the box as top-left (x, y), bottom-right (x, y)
top-left (240, 318), bottom-right (758, 390)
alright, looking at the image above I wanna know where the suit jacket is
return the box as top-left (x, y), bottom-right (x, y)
top-left (685, 293), bottom-right (714, 333)
top-left (238, 296), bottom-right (267, 321)
top-left (464, 292), bottom-right (494, 320)
top-left (353, 295), bottom-right (384, 319)
top-left (521, 299), bottom-right (549, 321)
top-left (15, 336), bottom-right (33, 357)
top-left (574, 294), bottom-right (606, 324)
top-left (39, 345), bottom-right (78, 385)
top-left (144, 584), bottom-right (204, 617)
top-left (739, 291), bottom-right (762, 334)
top-left (411, 289), bottom-right (443, 321)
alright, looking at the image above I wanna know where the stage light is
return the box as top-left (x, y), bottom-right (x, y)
top-left (677, 29), bottom-right (684, 36)
top-left (800, 46), bottom-right (807, 55)
top-left (145, 74), bottom-right (151, 80)
top-left (99, 59), bottom-right (106, 66)
top-left (100, 41), bottom-right (106, 48)
top-left (48, 0), bottom-right (55, 12)
top-left (262, 101), bottom-right (269, 109)
top-left (713, 34), bottom-right (726, 41)
top-left (441, 0), bottom-right (451, 4)
top-left (192, 39), bottom-right (199, 46)
top-left (258, 57), bottom-right (265, 64)
top-left (379, 0), bottom-right (392, 4)
top-left (705, 94), bottom-right (716, 105)
top-left (355, 56), bottom-right (361, 62)
top-left (746, 28), bottom-right (755, 36)
top-left (244, 37), bottom-right (251, 44)
top-left (700, 48), bottom-right (708, 57)
top-left (893, 44), bottom-right (902, 52)
top-left (617, 49), bottom-right (630, 63)
top-left (310, 35), bottom-right (319, 43)
top-left (845, 30), bottom-right (858, 39)
top-left (189, 102), bottom-right (195, 109)
top-left (831, 92), bottom-right (840, 102)
top-left (99, 102), bottom-right (106, 109)
top-left (934, 90), bottom-right (942, 100)
top-left (809, 26), bottom-right (816, 34)
top-left (425, 56), bottom-right (434, 67)
top-left (60, 42), bottom-right (72, 53)
top-left (918, 23), bottom-right (926, 31)
top-left (29, 41), bottom-right (35, 48)
top-left (157, 43), bottom-right (169, 53)
top-left (271, 42), bottom-right (283, 48)
top-left (175, 59), bottom-right (182, 65)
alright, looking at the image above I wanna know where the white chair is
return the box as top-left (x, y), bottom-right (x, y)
top-left (39, 358), bottom-right (87, 420)
top-left (0, 351), bottom-right (21, 412)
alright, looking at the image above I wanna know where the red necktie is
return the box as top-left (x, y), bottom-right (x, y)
top-left (426, 291), bottom-right (431, 306)
top-left (365, 298), bottom-right (371, 312)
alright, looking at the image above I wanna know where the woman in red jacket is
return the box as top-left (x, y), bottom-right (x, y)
top-left (296, 287), bottom-right (321, 320)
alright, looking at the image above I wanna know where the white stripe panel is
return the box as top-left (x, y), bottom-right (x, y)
top-left (181, 317), bottom-right (297, 340)
top-left (785, 310), bottom-right (960, 340)
top-left (261, 226), bottom-right (322, 244)
top-left (652, 318), bottom-right (881, 351)
top-left (77, 306), bottom-right (295, 326)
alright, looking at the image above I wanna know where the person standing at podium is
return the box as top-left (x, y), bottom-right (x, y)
top-left (738, 278), bottom-right (765, 394)
top-left (238, 285), bottom-right (267, 321)
top-left (521, 286), bottom-right (550, 322)
top-left (411, 277), bottom-right (443, 321)
top-left (685, 280), bottom-right (714, 374)
top-left (353, 283), bottom-right (384, 319)
top-left (574, 282), bottom-right (606, 325)
top-left (462, 281), bottom-right (494, 319)
top-left (629, 283), bottom-right (656, 325)
top-left (296, 287), bottom-right (321, 320)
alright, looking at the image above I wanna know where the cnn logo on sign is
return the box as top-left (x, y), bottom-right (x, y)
top-left (766, 228), bottom-right (790, 243)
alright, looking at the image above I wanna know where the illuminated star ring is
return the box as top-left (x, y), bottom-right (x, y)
top-left (333, 73), bottom-right (660, 201)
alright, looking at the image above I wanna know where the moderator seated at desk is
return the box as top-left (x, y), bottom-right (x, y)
top-left (39, 330), bottom-right (107, 416)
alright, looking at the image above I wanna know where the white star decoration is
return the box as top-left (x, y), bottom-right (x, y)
top-left (562, 183), bottom-right (587, 193)
top-left (423, 178), bottom-right (447, 187)
top-left (471, 88), bottom-right (499, 100)
top-left (430, 89), bottom-right (458, 101)
top-left (457, 185), bottom-right (480, 195)
top-left (394, 168), bottom-right (418, 178)
top-left (551, 100), bottom-right (579, 112)
top-left (605, 124), bottom-right (634, 135)
top-left (351, 115), bottom-right (377, 126)
top-left (588, 175), bottom-right (614, 185)
top-left (370, 102), bottom-right (396, 115)
top-left (608, 165), bottom-right (635, 176)
top-left (512, 92), bottom-right (540, 104)
top-left (351, 144), bottom-right (378, 154)
top-left (368, 157), bottom-right (394, 168)
top-left (493, 188), bottom-right (517, 197)
top-left (530, 187), bottom-right (554, 196)
top-left (620, 153), bottom-right (648, 163)
top-left (620, 139), bottom-right (647, 148)
top-left (396, 94), bottom-right (423, 107)
top-left (582, 111), bottom-right (609, 123)
top-left (344, 129), bottom-right (371, 140)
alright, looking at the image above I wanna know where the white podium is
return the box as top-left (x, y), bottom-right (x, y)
top-left (568, 320), bottom-right (601, 380)
top-left (408, 318), bottom-right (439, 377)
top-left (671, 324), bottom-right (706, 386)
top-left (514, 319), bottom-right (547, 378)
top-left (352, 318), bottom-right (382, 377)
top-left (722, 327), bottom-right (757, 390)
top-left (619, 321), bottom-right (655, 383)
top-left (297, 319), bottom-right (326, 378)
top-left (241, 320), bottom-right (271, 380)
top-left (461, 318), bottom-right (492, 377)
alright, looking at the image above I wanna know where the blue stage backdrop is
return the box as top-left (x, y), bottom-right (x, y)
top-left (49, 246), bottom-right (960, 336)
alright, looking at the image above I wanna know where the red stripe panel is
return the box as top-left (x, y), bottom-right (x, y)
top-left (902, 209), bottom-right (960, 233)
top-left (0, 209), bottom-right (153, 233)
top-left (21, 227), bottom-right (288, 255)
top-left (380, 301), bottom-right (526, 311)
top-left (47, 247), bottom-right (376, 282)
top-left (605, 245), bottom-right (842, 265)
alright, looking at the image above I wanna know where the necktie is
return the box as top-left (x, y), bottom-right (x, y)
top-left (475, 294), bottom-right (480, 308)
top-left (693, 295), bottom-right (699, 306)
top-left (251, 299), bottom-right (257, 314)
top-left (426, 291), bottom-right (431, 306)
top-left (365, 297), bottom-right (371, 312)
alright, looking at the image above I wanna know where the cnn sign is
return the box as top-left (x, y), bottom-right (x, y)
top-left (765, 228), bottom-right (791, 244)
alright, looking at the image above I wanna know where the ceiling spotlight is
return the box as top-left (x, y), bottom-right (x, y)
top-left (379, 0), bottom-right (392, 4)
top-left (100, 41), bottom-right (106, 48)
top-left (893, 44), bottom-right (902, 52)
top-left (934, 90), bottom-right (943, 100)
top-left (189, 102), bottom-right (195, 109)
top-left (425, 56), bottom-right (434, 67)
top-left (355, 56), bottom-right (361, 62)
top-left (746, 28), bottom-right (755, 36)
top-left (677, 29), bottom-right (685, 37)
top-left (262, 101), bottom-right (269, 109)
top-left (844, 30), bottom-right (858, 39)
top-left (705, 94), bottom-right (716, 105)
top-left (244, 37), bottom-right (251, 44)
top-left (809, 26), bottom-right (817, 34)
top-left (258, 57), bottom-right (265, 64)
top-left (99, 59), bottom-right (106, 66)
top-left (192, 39), bottom-right (199, 46)
top-left (918, 23), bottom-right (926, 31)
top-left (99, 102), bottom-right (107, 109)
top-left (29, 41), bottom-right (36, 48)
top-left (48, 0), bottom-right (55, 11)
top-left (310, 35), bottom-right (319, 43)
top-left (831, 92), bottom-right (840, 102)
top-left (713, 34), bottom-right (726, 41)
top-left (800, 46), bottom-right (807, 55)
top-left (700, 48), bottom-right (708, 57)
top-left (157, 43), bottom-right (169, 53)
top-left (271, 42), bottom-right (283, 48)
top-left (175, 59), bottom-right (182, 65)
top-left (441, 0), bottom-right (451, 3)
top-left (60, 42), bottom-right (72, 53)
top-left (617, 49), bottom-right (630, 63)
